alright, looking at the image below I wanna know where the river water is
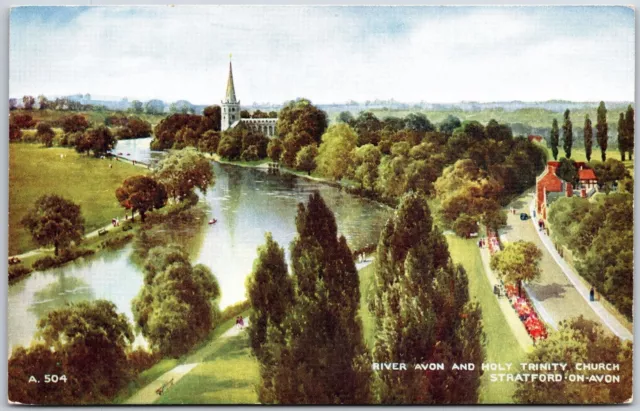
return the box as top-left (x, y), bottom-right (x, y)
top-left (7, 138), bottom-right (393, 353)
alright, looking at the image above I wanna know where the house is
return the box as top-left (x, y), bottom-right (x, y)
top-left (528, 135), bottom-right (544, 144)
top-left (536, 161), bottom-right (598, 220)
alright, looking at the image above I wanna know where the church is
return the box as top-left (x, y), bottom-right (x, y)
top-left (221, 61), bottom-right (278, 137)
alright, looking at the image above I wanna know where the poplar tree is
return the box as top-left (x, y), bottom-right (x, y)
top-left (596, 101), bottom-right (608, 161)
top-left (584, 114), bottom-right (593, 162)
top-left (624, 105), bottom-right (634, 160)
top-left (562, 109), bottom-right (573, 158)
top-left (550, 119), bottom-right (560, 160)
top-left (260, 192), bottom-right (371, 404)
top-left (246, 233), bottom-right (294, 358)
top-left (618, 113), bottom-right (627, 161)
top-left (371, 192), bottom-right (485, 404)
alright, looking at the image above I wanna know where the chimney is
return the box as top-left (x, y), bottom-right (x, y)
top-left (565, 183), bottom-right (573, 197)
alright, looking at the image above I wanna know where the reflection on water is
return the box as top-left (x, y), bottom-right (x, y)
top-left (8, 142), bottom-right (393, 354)
top-left (112, 137), bottom-right (165, 166)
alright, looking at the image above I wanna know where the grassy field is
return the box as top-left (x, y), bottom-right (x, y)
top-left (155, 310), bottom-right (259, 405)
top-left (9, 144), bottom-right (145, 255)
top-left (12, 109), bottom-right (166, 127)
top-left (358, 263), bottom-right (377, 349)
top-left (445, 236), bottom-right (525, 404)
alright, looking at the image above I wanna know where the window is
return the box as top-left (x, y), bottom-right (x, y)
top-left (232, 115), bottom-right (235, 120)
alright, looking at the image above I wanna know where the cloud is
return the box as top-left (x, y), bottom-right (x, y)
top-left (9, 6), bottom-right (635, 104)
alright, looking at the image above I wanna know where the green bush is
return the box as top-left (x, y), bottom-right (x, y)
top-left (8, 264), bottom-right (33, 282)
top-left (33, 249), bottom-right (95, 271)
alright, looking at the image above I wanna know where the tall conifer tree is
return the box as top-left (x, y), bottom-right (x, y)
top-left (584, 114), bottom-right (593, 162)
top-left (550, 119), bottom-right (560, 160)
top-left (562, 109), bottom-right (573, 159)
top-left (370, 192), bottom-right (485, 404)
top-left (596, 101), bottom-right (608, 161)
top-left (260, 192), bottom-right (371, 404)
top-left (618, 112), bottom-right (627, 161)
top-left (624, 105), bottom-right (634, 160)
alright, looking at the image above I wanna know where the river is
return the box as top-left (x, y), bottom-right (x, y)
top-left (7, 138), bottom-right (393, 353)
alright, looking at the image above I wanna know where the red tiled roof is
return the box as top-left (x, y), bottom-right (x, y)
top-left (528, 135), bottom-right (543, 142)
top-left (579, 168), bottom-right (597, 180)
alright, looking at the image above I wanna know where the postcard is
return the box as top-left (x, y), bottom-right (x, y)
top-left (7, 5), bottom-right (634, 405)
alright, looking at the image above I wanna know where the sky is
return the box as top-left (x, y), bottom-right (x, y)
top-left (9, 6), bottom-right (636, 105)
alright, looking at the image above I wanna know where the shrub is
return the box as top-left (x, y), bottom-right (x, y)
top-left (8, 265), bottom-right (33, 282)
top-left (32, 249), bottom-right (95, 271)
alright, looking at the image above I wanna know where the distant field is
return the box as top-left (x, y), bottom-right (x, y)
top-left (543, 147), bottom-right (634, 172)
top-left (11, 109), bottom-right (166, 127)
top-left (9, 144), bottom-right (144, 255)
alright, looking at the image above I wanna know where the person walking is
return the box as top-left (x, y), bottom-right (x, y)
top-left (589, 287), bottom-right (595, 302)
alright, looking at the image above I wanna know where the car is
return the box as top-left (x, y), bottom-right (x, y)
top-left (519, 213), bottom-right (529, 221)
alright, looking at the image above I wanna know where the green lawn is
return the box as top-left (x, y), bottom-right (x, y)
top-left (543, 146), bottom-right (633, 170)
top-left (358, 263), bottom-right (377, 349)
top-left (445, 236), bottom-right (525, 404)
top-left (156, 310), bottom-right (259, 404)
top-left (9, 144), bottom-right (144, 255)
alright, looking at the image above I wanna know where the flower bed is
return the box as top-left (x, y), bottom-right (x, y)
top-left (487, 229), bottom-right (548, 342)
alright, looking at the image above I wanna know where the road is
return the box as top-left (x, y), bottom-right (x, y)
top-left (498, 190), bottom-right (632, 340)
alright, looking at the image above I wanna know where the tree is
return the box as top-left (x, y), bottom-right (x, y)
top-left (9, 98), bottom-right (18, 110)
top-left (259, 192), bottom-right (372, 404)
top-left (130, 100), bottom-right (144, 114)
top-left (37, 95), bottom-right (50, 110)
top-left (352, 144), bottom-right (381, 191)
top-left (277, 99), bottom-right (328, 166)
top-left (127, 117), bottom-right (152, 138)
top-left (371, 192), bottom-right (484, 403)
top-left (434, 159), bottom-right (505, 234)
top-left (21, 195), bottom-right (84, 256)
top-left (198, 130), bottom-right (221, 154)
top-left (584, 114), bottom-right (593, 162)
top-left (151, 113), bottom-right (204, 150)
top-left (246, 233), bottom-right (294, 358)
top-left (241, 145), bottom-right (260, 161)
top-left (36, 122), bottom-right (55, 147)
top-left (22, 95), bottom-right (35, 110)
top-left (9, 123), bottom-right (22, 142)
top-left (556, 157), bottom-right (579, 187)
top-left (490, 241), bottom-right (542, 297)
top-left (115, 175), bottom-right (167, 222)
top-left (144, 99), bottom-right (165, 115)
top-left (217, 132), bottom-right (243, 160)
top-left (624, 105), bottom-right (634, 160)
top-left (590, 158), bottom-right (630, 194)
top-left (267, 138), bottom-right (284, 162)
top-left (154, 147), bottom-right (214, 202)
top-left (76, 125), bottom-right (116, 157)
top-left (8, 300), bottom-right (134, 404)
top-left (617, 112), bottom-right (627, 161)
top-left (61, 114), bottom-right (89, 133)
top-left (514, 316), bottom-right (632, 404)
top-left (337, 111), bottom-right (355, 125)
top-left (133, 246), bottom-right (220, 357)
top-left (295, 144), bottom-right (318, 175)
top-left (252, 110), bottom-right (269, 119)
top-left (354, 111), bottom-right (382, 146)
top-left (438, 114), bottom-right (462, 135)
top-left (203, 105), bottom-right (222, 132)
top-left (316, 123), bottom-right (357, 180)
top-left (550, 119), bottom-right (559, 160)
top-left (404, 112), bottom-right (435, 133)
top-left (562, 109), bottom-right (573, 158)
top-left (596, 101), bottom-right (608, 161)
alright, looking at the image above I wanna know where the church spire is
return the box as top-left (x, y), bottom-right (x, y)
top-left (225, 59), bottom-right (237, 103)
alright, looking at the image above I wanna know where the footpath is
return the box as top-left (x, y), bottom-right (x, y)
top-left (125, 318), bottom-right (250, 405)
top-left (528, 199), bottom-right (633, 341)
top-left (477, 246), bottom-right (534, 353)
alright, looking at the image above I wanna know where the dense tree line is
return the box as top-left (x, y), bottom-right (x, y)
top-left (514, 317), bottom-right (632, 404)
top-left (547, 192), bottom-right (633, 319)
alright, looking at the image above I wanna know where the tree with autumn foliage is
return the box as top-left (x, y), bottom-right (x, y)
top-left (115, 175), bottom-right (167, 222)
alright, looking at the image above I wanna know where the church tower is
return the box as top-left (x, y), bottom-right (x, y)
top-left (221, 60), bottom-right (240, 131)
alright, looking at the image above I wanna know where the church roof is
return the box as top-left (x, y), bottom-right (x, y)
top-left (225, 61), bottom-right (237, 103)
